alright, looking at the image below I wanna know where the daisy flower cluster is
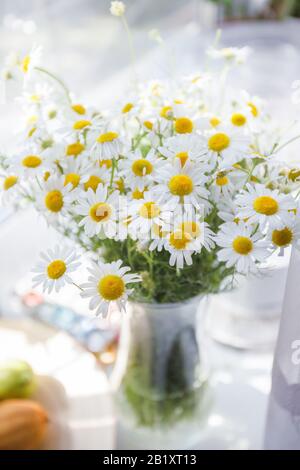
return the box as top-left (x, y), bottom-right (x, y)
top-left (1, 9), bottom-right (300, 314)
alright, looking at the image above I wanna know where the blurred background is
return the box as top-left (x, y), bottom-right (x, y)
top-left (0, 0), bottom-right (300, 450)
top-left (1, 0), bottom-right (300, 106)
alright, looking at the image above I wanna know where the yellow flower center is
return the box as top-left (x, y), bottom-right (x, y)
top-left (66, 142), bottom-right (85, 156)
top-left (48, 110), bottom-right (57, 119)
top-left (72, 104), bottom-right (86, 115)
top-left (22, 155), bottom-right (42, 168)
top-left (169, 230), bottom-right (191, 250)
top-left (132, 188), bottom-right (146, 199)
top-left (89, 202), bottom-right (112, 222)
top-left (98, 274), bottom-right (125, 301)
top-left (174, 117), bottom-right (194, 134)
top-left (47, 260), bottom-right (66, 280)
top-left (45, 190), bottom-right (64, 213)
top-left (232, 236), bottom-right (253, 255)
top-left (248, 102), bottom-right (258, 117)
top-left (122, 103), bottom-right (134, 114)
top-left (84, 175), bottom-right (103, 192)
top-left (139, 202), bottom-right (160, 219)
top-left (176, 151), bottom-right (189, 167)
top-left (132, 159), bottom-right (153, 177)
top-left (44, 171), bottom-right (51, 181)
top-left (143, 120), bottom-right (153, 130)
top-left (160, 106), bottom-right (173, 119)
top-left (179, 221), bottom-right (201, 238)
top-left (288, 169), bottom-right (300, 182)
top-left (97, 132), bottom-right (119, 144)
top-left (99, 159), bottom-right (112, 169)
top-left (216, 172), bottom-right (229, 186)
top-left (73, 120), bottom-right (91, 130)
top-left (253, 196), bottom-right (278, 216)
top-left (191, 75), bottom-right (201, 84)
top-left (231, 113), bottom-right (247, 127)
top-left (22, 55), bottom-right (30, 73)
top-left (168, 174), bottom-right (193, 196)
top-left (4, 176), bottom-right (18, 191)
top-left (208, 133), bottom-right (230, 152)
top-left (64, 173), bottom-right (80, 188)
top-left (209, 116), bottom-right (221, 128)
top-left (272, 227), bottom-right (293, 247)
top-left (30, 94), bottom-right (40, 103)
top-left (116, 178), bottom-right (125, 193)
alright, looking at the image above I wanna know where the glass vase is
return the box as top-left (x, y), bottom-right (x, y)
top-left (112, 296), bottom-right (212, 450)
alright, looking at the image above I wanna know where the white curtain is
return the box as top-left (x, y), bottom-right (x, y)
top-left (265, 246), bottom-right (300, 449)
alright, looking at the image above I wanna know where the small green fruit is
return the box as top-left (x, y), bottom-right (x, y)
top-left (0, 360), bottom-right (36, 400)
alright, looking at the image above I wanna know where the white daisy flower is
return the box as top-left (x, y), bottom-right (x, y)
top-left (80, 259), bottom-right (141, 317)
top-left (1, 174), bottom-right (20, 204)
top-left (267, 163), bottom-right (300, 193)
top-left (61, 156), bottom-right (92, 191)
top-left (141, 118), bottom-right (167, 148)
top-left (64, 139), bottom-right (87, 158)
top-left (163, 220), bottom-right (213, 269)
top-left (8, 148), bottom-right (52, 178)
top-left (57, 111), bottom-right (102, 140)
top-left (128, 190), bottom-right (172, 239)
top-left (81, 166), bottom-right (109, 192)
top-left (32, 245), bottom-right (81, 294)
top-left (149, 223), bottom-right (170, 252)
top-left (17, 82), bottom-right (54, 109)
top-left (267, 219), bottom-right (300, 254)
top-left (197, 113), bottom-right (223, 132)
top-left (93, 130), bottom-right (123, 160)
top-left (211, 170), bottom-right (235, 200)
top-left (236, 184), bottom-right (296, 229)
top-left (67, 102), bottom-right (101, 121)
top-left (211, 168), bottom-right (245, 201)
top-left (215, 222), bottom-right (269, 275)
top-left (154, 160), bottom-right (210, 211)
top-left (174, 215), bottom-right (215, 251)
top-left (120, 149), bottom-right (160, 191)
top-left (159, 134), bottom-right (208, 167)
top-left (110, 1), bottom-right (126, 17)
top-left (19, 45), bottom-right (42, 80)
top-left (37, 175), bottom-right (75, 221)
top-left (119, 100), bottom-right (138, 119)
top-left (228, 106), bottom-right (253, 130)
top-left (76, 184), bottom-right (118, 238)
top-left (203, 126), bottom-right (250, 167)
top-left (241, 90), bottom-right (264, 120)
top-left (207, 46), bottom-right (251, 65)
top-left (127, 185), bottom-right (149, 201)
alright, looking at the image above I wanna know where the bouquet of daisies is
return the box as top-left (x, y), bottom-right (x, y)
top-left (1, 4), bottom-right (300, 320)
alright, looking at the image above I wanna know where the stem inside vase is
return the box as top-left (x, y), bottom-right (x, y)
top-left (115, 298), bottom-right (211, 429)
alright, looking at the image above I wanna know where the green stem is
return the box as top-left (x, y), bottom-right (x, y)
top-left (273, 134), bottom-right (300, 155)
top-left (34, 66), bottom-right (71, 104)
top-left (72, 281), bottom-right (84, 292)
top-left (121, 16), bottom-right (138, 86)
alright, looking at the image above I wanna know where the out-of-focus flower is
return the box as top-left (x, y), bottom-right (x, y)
top-left (148, 29), bottom-right (163, 44)
top-left (110, 1), bottom-right (126, 17)
top-left (207, 46), bottom-right (252, 65)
